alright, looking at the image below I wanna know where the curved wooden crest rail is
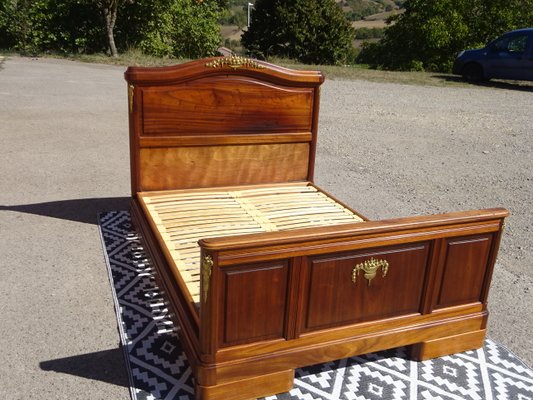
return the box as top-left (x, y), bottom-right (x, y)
top-left (126, 57), bottom-right (508, 400)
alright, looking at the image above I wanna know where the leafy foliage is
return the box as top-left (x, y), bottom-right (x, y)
top-left (242, 0), bottom-right (354, 65)
top-left (357, 0), bottom-right (533, 72)
top-left (117, 0), bottom-right (221, 58)
top-left (0, 0), bottom-right (222, 58)
top-left (219, 5), bottom-right (247, 29)
top-left (0, 0), bottom-right (104, 54)
top-left (343, 0), bottom-right (382, 21)
top-left (354, 27), bottom-right (385, 39)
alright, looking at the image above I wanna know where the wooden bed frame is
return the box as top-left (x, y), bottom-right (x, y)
top-left (125, 56), bottom-right (508, 400)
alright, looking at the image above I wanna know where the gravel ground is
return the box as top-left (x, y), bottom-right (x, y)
top-left (315, 79), bottom-right (533, 368)
top-left (0, 57), bottom-right (531, 399)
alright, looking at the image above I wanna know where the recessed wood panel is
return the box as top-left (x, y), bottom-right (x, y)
top-left (141, 77), bottom-right (314, 135)
top-left (222, 262), bottom-right (289, 346)
top-left (304, 244), bottom-right (430, 331)
top-left (436, 235), bottom-right (493, 308)
top-left (139, 143), bottom-right (310, 191)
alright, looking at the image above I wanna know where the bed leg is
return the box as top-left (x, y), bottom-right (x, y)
top-left (408, 329), bottom-right (486, 361)
top-left (195, 369), bottom-right (294, 400)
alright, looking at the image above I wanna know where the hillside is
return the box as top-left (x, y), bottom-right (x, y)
top-left (220, 0), bottom-right (405, 51)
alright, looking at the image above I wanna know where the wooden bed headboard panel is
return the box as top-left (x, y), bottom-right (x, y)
top-left (125, 57), bottom-right (324, 194)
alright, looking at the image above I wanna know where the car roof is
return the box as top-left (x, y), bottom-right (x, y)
top-left (504, 28), bottom-right (533, 35)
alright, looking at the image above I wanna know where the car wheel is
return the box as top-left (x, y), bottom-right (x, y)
top-left (462, 63), bottom-right (485, 82)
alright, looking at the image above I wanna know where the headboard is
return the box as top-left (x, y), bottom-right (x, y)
top-left (124, 56), bottom-right (325, 194)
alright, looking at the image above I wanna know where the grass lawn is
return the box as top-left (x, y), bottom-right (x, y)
top-left (25, 49), bottom-right (469, 88)
top-left (4, 49), bottom-right (531, 90)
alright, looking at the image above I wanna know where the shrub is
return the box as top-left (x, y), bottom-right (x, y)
top-left (354, 27), bottom-right (385, 39)
top-left (242, 0), bottom-right (354, 65)
top-left (357, 0), bottom-right (533, 72)
top-left (117, 0), bottom-right (222, 58)
top-left (0, 0), bottom-right (222, 58)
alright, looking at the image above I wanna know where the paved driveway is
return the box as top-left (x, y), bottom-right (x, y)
top-left (0, 57), bottom-right (531, 399)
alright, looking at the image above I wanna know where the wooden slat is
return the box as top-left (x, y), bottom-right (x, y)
top-left (154, 204), bottom-right (243, 214)
top-left (155, 210), bottom-right (250, 221)
top-left (149, 199), bottom-right (239, 210)
top-left (161, 218), bottom-right (258, 230)
top-left (141, 184), bottom-right (364, 301)
top-left (168, 227), bottom-right (265, 239)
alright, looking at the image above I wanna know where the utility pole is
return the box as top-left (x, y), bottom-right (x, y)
top-left (247, 2), bottom-right (253, 28)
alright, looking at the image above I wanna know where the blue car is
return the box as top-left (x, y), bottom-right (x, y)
top-left (452, 28), bottom-right (533, 82)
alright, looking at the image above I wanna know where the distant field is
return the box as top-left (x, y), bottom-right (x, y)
top-left (352, 19), bottom-right (388, 28)
top-left (351, 9), bottom-right (403, 28)
top-left (220, 8), bottom-right (403, 42)
top-left (220, 25), bottom-right (243, 41)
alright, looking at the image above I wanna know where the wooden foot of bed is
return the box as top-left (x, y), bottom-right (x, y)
top-left (409, 329), bottom-right (486, 361)
top-left (196, 369), bottom-right (294, 400)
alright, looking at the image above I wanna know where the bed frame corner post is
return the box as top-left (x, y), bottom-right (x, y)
top-left (307, 83), bottom-right (322, 183)
top-left (198, 247), bottom-right (219, 386)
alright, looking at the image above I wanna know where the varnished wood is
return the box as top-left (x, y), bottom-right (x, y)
top-left (138, 144), bottom-right (310, 191)
top-left (214, 303), bottom-right (486, 362)
top-left (221, 262), bottom-right (289, 346)
top-left (212, 312), bottom-right (487, 383)
top-left (126, 59), bottom-right (323, 194)
top-left (409, 329), bottom-right (487, 361)
top-left (139, 132), bottom-right (313, 148)
top-left (436, 234), bottom-right (493, 309)
top-left (199, 208), bottom-right (508, 252)
top-left (196, 369), bottom-right (294, 400)
top-left (124, 57), bottom-right (324, 86)
top-left (125, 58), bottom-right (509, 400)
top-left (140, 77), bottom-right (314, 135)
top-left (303, 243), bottom-right (429, 331)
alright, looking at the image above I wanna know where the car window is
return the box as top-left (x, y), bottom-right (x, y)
top-left (493, 34), bottom-right (528, 53)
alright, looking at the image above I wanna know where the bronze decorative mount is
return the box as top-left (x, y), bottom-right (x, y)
top-left (205, 56), bottom-right (266, 70)
top-left (352, 258), bottom-right (389, 286)
top-left (201, 255), bottom-right (214, 303)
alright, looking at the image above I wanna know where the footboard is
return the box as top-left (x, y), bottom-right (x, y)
top-left (196, 208), bottom-right (507, 398)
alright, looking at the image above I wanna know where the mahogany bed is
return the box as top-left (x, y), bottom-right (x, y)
top-left (125, 56), bottom-right (508, 400)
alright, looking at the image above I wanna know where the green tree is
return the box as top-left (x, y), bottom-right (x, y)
top-left (0, 0), bottom-right (103, 54)
top-left (242, 0), bottom-right (354, 65)
top-left (357, 0), bottom-right (533, 72)
top-left (117, 0), bottom-right (222, 58)
top-left (101, 0), bottom-right (224, 57)
top-left (343, 0), bottom-right (381, 21)
top-left (0, 0), bottom-right (222, 58)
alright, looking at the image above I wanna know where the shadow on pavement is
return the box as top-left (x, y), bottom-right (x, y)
top-left (432, 74), bottom-right (533, 92)
top-left (40, 347), bottom-right (129, 387)
top-left (0, 197), bottom-right (130, 225)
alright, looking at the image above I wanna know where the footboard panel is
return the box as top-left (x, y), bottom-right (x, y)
top-left (303, 242), bottom-right (431, 331)
top-left (221, 260), bottom-right (289, 346)
top-left (196, 208), bottom-right (507, 390)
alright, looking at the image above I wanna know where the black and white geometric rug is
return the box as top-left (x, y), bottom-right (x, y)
top-left (99, 211), bottom-right (533, 400)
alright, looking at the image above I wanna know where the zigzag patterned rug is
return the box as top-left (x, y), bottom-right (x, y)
top-left (98, 211), bottom-right (533, 400)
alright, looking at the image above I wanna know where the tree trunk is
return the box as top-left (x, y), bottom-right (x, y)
top-left (105, 16), bottom-right (118, 57)
top-left (103, 1), bottom-right (119, 57)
